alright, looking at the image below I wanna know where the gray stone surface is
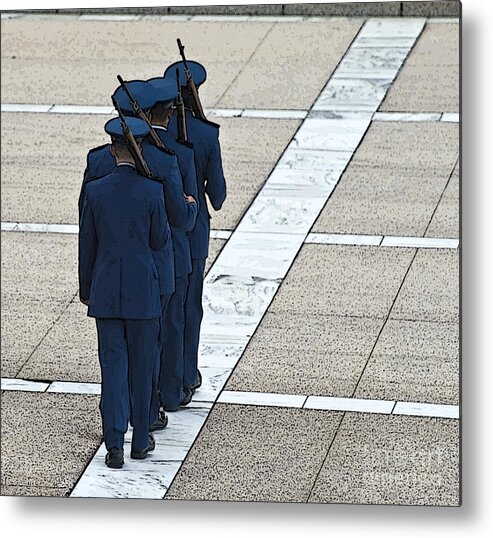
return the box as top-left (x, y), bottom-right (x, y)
top-left (381, 23), bottom-right (459, 113)
top-left (168, 5), bottom-right (283, 16)
top-left (354, 319), bottom-right (459, 404)
top-left (270, 244), bottom-right (415, 319)
top-left (1, 392), bottom-right (101, 490)
top-left (426, 161), bottom-right (459, 238)
top-left (391, 249), bottom-right (459, 322)
top-left (313, 122), bottom-right (459, 236)
top-left (225, 311), bottom-right (384, 397)
top-left (166, 404), bottom-right (343, 502)
top-left (205, 238), bottom-right (227, 275)
top-left (309, 413), bottom-right (459, 505)
top-left (284, 2), bottom-right (400, 16)
top-left (402, 1), bottom-right (461, 17)
top-left (217, 19), bottom-right (363, 110)
top-left (209, 118), bottom-right (300, 230)
top-left (0, 484), bottom-right (70, 497)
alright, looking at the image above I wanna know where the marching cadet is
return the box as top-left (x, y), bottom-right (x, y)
top-left (146, 76), bottom-right (199, 413)
top-left (80, 80), bottom-right (198, 431)
top-left (79, 117), bottom-right (170, 469)
top-left (163, 59), bottom-right (227, 397)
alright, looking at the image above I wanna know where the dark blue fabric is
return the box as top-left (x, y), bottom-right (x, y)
top-left (164, 60), bottom-right (207, 87)
top-left (96, 317), bottom-right (159, 451)
top-left (168, 110), bottom-right (227, 259)
top-left (104, 116), bottom-right (149, 139)
top-left (154, 127), bottom-right (198, 277)
top-left (158, 276), bottom-right (189, 408)
top-left (112, 80), bottom-right (157, 113)
top-left (183, 257), bottom-right (206, 389)
top-left (79, 165), bottom-right (170, 318)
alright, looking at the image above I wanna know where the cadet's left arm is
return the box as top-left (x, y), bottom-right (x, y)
top-left (205, 136), bottom-right (227, 211)
top-left (78, 195), bottom-right (97, 304)
top-left (150, 188), bottom-right (171, 252)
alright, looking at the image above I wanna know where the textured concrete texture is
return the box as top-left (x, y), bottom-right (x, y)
top-left (354, 319), bottom-right (459, 404)
top-left (166, 404), bottom-right (343, 502)
top-left (225, 311), bottom-right (384, 397)
top-left (1, 232), bottom-right (78, 377)
top-left (391, 248), bottom-right (459, 322)
top-left (217, 19), bottom-right (363, 110)
top-left (0, 18), bottom-right (270, 106)
top-left (167, 5), bottom-right (283, 16)
top-left (313, 122), bottom-right (459, 236)
top-left (205, 238), bottom-right (227, 275)
top-left (1, 392), bottom-right (101, 491)
top-left (270, 244), bottom-right (415, 319)
top-left (402, 1), bottom-right (461, 17)
top-left (309, 413), bottom-right (459, 506)
top-left (1, 112), bottom-right (110, 224)
top-left (426, 161), bottom-right (459, 238)
top-left (0, 484), bottom-right (69, 498)
top-left (284, 2), bottom-right (400, 16)
top-left (209, 117), bottom-right (300, 230)
top-left (381, 23), bottom-right (459, 113)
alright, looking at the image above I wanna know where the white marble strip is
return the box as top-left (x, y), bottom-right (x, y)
top-left (441, 113), bottom-right (460, 123)
top-left (393, 401), bottom-right (460, 419)
top-left (209, 229), bottom-right (232, 240)
top-left (1, 103), bottom-right (53, 113)
top-left (47, 381), bottom-right (101, 395)
top-left (373, 112), bottom-right (443, 122)
top-left (78, 15), bottom-right (141, 21)
top-left (381, 236), bottom-right (459, 249)
top-left (304, 395), bottom-right (395, 414)
top-left (241, 109), bottom-right (308, 120)
top-left (1, 378), bottom-right (49, 392)
top-left (218, 390), bottom-right (307, 408)
top-left (427, 18), bottom-right (460, 24)
top-left (1, 222), bottom-right (79, 234)
top-left (204, 108), bottom-right (243, 118)
top-left (49, 105), bottom-right (115, 115)
top-left (71, 18), bottom-right (426, 499)
top-left (305, 233), bottom-right (383, 246)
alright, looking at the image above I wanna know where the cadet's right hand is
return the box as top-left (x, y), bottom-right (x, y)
top-left (184, 195), bottom-right (196, 204)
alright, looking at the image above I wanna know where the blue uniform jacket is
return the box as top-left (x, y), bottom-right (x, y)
top-left (168, 110), bottom-right (227, 259)
top-left (79, 164), bottom-right (171, 319)
top-left (80, 141), bottom-right (196, 293)
top-left (153, 126), bottom-right (198, 277)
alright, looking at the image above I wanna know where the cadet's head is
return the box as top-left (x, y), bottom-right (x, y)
top-left (163, 60), bottom-right (207, 106)
top-left (111, 80), bottom-right (157, 121)
top-left (147, 77), bottom-right (178, 126)
top-left (104, 116), bottom-right (149, 163)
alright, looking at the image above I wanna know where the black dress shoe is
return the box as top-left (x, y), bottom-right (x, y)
top-left (150, 410), bottom-right (168, 432)
top-left (163, 388), bottom-right (193, 412)
top-left (130, 434), bottom-right (156, 460)
top-left (105, 448), bottom-right (124, 469)
top-left (185, 370), bottom-right (202, 394)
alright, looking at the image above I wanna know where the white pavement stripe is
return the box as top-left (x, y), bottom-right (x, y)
top-left (441, 113), bottom-right (460, 123)
top-left (427, 18), bottom-right (461, 24)
top-left (1, 377), bottom-right (459, 420)
top-left (373, 112), bottom-right (443, 122)
top-left (63, 18), bottom-right (426, 498)
top-left (1, 104), bottom-right (53, 113)
top-left (1, 222), bottom-right (459, 250)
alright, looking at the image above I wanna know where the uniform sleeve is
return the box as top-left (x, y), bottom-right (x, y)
top-left (205, 136), bottom-right (227, 211)
top-left (78, 152), bottom-right (92, 221)
top-left (150, 188), bottom-right (171, 252)
top-left (163, 156), bottom-right (192, 231)
top-left (78, 194), bottom-right (97, 301)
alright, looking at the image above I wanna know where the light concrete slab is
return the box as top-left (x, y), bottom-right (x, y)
top-left (354, 319), bottom-right (459, 405)
top-left (225, 311), bottom-right (384, 397)
top-left (312, 122), bottom-right (459, 236)
top-left (217, 19), bottom-right (363, 110)
top-left (426, 162), bottom-right (459, 238)
top-left (1, 391), bottom-right (101, 490)
top-left (380, 24), bottom-right (459, 113)
top-left (391, 249), bottom-right (459, 322)
top-left (165, 404), bottom-right (342, 502)
top-left (1, 18), bottom-right (270, 106)
top-left (269, 244), bottom-right (415, 319)
top-left (18, 302), bottom-right (100, 383)
top-left (308, 413), bottom-right (460, 506)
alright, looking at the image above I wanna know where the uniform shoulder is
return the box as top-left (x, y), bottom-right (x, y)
top-left (87, 143), bottom-right (110, 158)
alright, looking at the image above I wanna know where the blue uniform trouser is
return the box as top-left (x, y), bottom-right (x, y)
top-left (150, 293), bottom-right (172, 424)
top-left (158, 276), bottom-right (189, 408)
top-left (183, 257), bottom-right (206, 389)
top-left (96, 317), bottom-right (159, 452)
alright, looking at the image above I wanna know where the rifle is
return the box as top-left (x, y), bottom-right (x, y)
top-left (116, 75), bottom-right (173, 154)
top-left (111, 95), bottom-right (154, 179)
top-left (176, 38), bottom-right (219, 128)
top-left (175, 68), bottom-right (194, 148)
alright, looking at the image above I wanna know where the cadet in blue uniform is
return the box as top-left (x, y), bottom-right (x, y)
top-left (79, 117), bottom-right (170, 469)
top-left (164, 60), bottom-right (227, 396)
top-left (147, 76), bottom-right (199, 413)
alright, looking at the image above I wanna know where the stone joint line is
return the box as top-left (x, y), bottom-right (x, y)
top-left (0, 378), bottom-right (459, 420)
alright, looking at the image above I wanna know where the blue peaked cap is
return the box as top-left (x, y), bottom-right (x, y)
top-left (147, 77), bottom-right (178, 104)
top-left (104, 116), bottom-right (149, 140)
top-left (112, 80), bottom-right (157, 114)
top-left (163, 60), bottom-right (207, 87)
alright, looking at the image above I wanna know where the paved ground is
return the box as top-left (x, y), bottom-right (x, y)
top-left (1, 10), bottom-right (459, 507)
